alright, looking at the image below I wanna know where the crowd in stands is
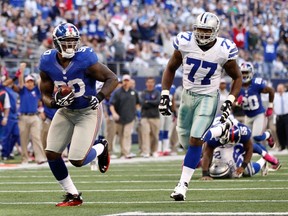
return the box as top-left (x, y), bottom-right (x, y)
top-left (0, 0), bottom-right (288, 164)
top-left (0, 0), bottom-right (287, 79)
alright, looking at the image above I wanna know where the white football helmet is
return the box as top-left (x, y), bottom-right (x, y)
top-left (193, 12), bottom-right (220, 46)
top-left (209, 161), bottom-right (232, 178)
top-left (240, 62), bottom-right (254, 83)
top-left (52, 23), bottom-right (81, 59)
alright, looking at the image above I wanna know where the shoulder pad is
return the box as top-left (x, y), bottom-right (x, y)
top-left (218, 38), bottom-right (238, 60)
top-left (173, 32), bottom-right (193, 50)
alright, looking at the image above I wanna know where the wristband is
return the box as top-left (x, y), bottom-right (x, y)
top-left (3, 117), bottom-right (8, 121)
top-left (227, 94), bottom-right (235, 103)
top-left (96, 92), bottom-right (105, 102)
top-left (161, 90), bottom-right (170, 96)
top-left (202, 170), bottom-right (210, 177)
top-left (241, 162), bottom-right (248, 169)
top-left (268, 102), bottom-right (273, 108)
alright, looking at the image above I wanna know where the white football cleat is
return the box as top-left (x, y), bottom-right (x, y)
top-left (170, 182), bottom-right (188, 201)
top-left (261, 162), bottom-right (269, 176)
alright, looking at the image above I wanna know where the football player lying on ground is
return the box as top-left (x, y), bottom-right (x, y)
top-left (201, 116), bottom-right (281, 180)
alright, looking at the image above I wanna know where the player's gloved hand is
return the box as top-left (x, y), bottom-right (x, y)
top-left (54, 88), bottom-right (75, 107)
top-left (265, 103), bottom-right (273, 117)
top-left (158, 90), bottom-right (172, 116)
top-left (220, 95), bottom-right (235, 123)
top-left (83, 95), bottom-right (100, 110)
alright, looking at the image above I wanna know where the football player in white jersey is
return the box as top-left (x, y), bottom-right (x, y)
top-left (158, 12), bottom-right (242, 201)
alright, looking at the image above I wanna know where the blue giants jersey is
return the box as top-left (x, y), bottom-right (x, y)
top-left (39, 46), bottom-right (98, 109)
top-left (239, 78), bottom-right (266, 117)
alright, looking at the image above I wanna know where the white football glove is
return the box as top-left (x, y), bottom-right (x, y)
top-left (158, 90), bottom-right (172, 116)
top-left (54, 89), bottom-right (75, 107)
top-left (84, 95), bottom-right (100, 110)
top-left (220, 95), bottom-right (235, 123)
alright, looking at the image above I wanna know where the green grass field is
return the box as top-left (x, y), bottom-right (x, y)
top-left (0, 154), bottom-right (287, 216)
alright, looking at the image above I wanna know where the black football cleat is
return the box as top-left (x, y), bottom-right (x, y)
top-left (97, 139), bottom-right (110, 173)
top-left (56, 193), bottom-right (83, 207)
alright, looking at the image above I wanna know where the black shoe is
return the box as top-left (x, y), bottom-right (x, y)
top-left (97, 139), bottom-right (110, 173)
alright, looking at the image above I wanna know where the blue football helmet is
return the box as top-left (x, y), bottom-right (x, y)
top-left (193, 12), bottom-right (220, 46)
top-left (240, 62), bottom-right (254, 83)
top-left (52, 23), bottom-right (81, 59)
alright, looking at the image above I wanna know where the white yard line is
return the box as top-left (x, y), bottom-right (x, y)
top-left (0, 187), bottom-right (287, 193)
top-left (1, 200), bottom-right (288, 205)
top-left (105, 212), bottom-right (288, 216)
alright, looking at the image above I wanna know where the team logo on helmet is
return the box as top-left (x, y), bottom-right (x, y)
top-left (240, 62), bottom-right (254, 83)
top-left (193, 12), bottom-right (220, 46)
top-left (52, 23), bottom-right (81, 59)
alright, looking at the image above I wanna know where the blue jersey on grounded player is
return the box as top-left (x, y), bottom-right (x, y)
top-left (239, 77), bottom-right (266, 118)
top-left (206, 122), bottom-right (251, 149)
top-left (39, 47), bottom-right (98, 109)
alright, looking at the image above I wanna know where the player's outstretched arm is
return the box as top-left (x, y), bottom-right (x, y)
top-left (200, 143), bottom-right (214, 181)
top-left (223, 60), bottom-right (242, 99)
top-left (87, 62), bottom-right (118, 100)
top-left (242, 138), bottom-right (253, 168)
top-left (262, 86), bottom-right (275, 117)
top-left (161, 50), bottom-right (182, 91)
top-left (220, 60), bottom-right (242, 122)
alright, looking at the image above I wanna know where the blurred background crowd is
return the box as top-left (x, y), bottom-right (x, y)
top-left (0, 0), bottom-right (287, 79)
top-left (0, 0), bottom-right (288, 164)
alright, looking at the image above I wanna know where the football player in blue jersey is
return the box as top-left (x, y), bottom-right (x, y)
top-left (39, 23), bottom-right (118, 207)
top-left (236, 62), bottom-right (277, 149)
top-left (158, 12), bottom-right (242, 201)
top-left (201, 116), bottom-right (280, 180)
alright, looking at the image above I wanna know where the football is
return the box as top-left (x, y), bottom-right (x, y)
top-left (60, 86), bottom-right (73, 96)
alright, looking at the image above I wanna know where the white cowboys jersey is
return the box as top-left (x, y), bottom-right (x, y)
top-left (173, 32), bottom-right (238, 94)
top-left (212, 143), bottom-right (245, 174)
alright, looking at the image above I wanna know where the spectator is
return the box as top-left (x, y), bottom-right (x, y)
top-left (139, 77), bottom-right (160, 158)
top-left (273, 83), bottom-right (288, 151)
top-left (0, 76), bottom-right (19, 161)
top-left (109, 74), bottom-right (140, 159)
top-left (13, 63), bottom-right (46, 164)
top-left (261, 37), bottom-right (279, 80)
top-left (0, 77), bottom-right (10, 158)
top-left (231, 11), bottom-right (247, 49)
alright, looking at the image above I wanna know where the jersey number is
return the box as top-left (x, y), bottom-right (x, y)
top-left (186, 58), bottom-right (217, 85)
top-left (54, 79), bottom-right (85, 98)
top-left (242, 95), bottom-right (260, 111)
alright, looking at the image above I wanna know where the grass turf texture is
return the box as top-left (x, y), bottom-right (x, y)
top-left (0, 154), bottom-right (287, 216)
